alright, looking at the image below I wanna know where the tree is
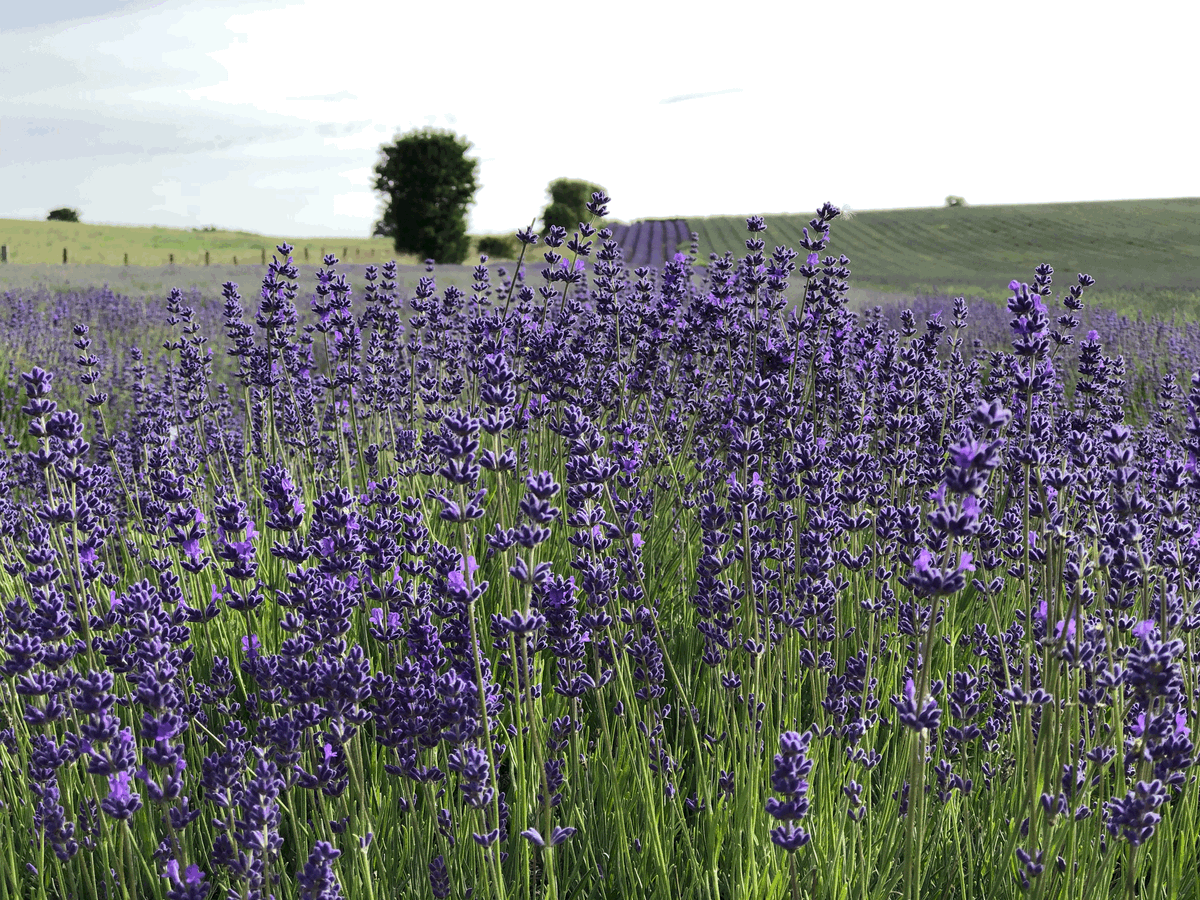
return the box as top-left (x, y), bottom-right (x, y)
top-left (542, 178), bottom-right (606, 234)
top-left (477, 235), bottom-right (516, 259)
top-left (945, 196), bottom-right (968, 208)
top-left (48, 207), bottom-right (80, 222)
top-left (372, 128), bottom-right (479, 265)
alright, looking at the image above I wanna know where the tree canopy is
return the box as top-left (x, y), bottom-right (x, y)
top-left (372, 128), bottom-right (479, 265)
top-left (542, 178), bottom-right (606, 234)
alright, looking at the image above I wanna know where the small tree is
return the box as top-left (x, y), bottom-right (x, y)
top-left (47, 207), bottom-right (80, 222)
top-left (477, 235), bottom-right (516, 259)
top-left (945, 196), bottom-right (967, 208)
top-left (372, 128), bottom-right (479, 265)
top-left (542, 178), bottom-right (605, 234)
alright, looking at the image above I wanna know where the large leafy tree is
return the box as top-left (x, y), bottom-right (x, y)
top-left (541, 178), bottom-right (605, 234)
top-left (372, 128), bottom-right (479, 265)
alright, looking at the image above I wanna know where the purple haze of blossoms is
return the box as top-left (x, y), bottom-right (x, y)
top-left (4, 203), bottom-right (1200, 900)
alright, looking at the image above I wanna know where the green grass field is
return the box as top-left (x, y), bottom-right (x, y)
top-left (0, 218), bottom-right (410, 266)
top-left (0, 218), bottom-right (532, 267)
top-left (684, 197), bottom-right (1200, 313)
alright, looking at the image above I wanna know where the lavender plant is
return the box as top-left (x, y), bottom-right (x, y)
top-left (2, 195), bottom-right (1200, 900)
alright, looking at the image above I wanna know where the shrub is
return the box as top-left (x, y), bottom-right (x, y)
top-left (47, 207), bottom-right (80, 222)
top-left (542, 177), bottom-right (605, 234)
top-left (476, 235), bottom-right (516, 259)
top-left (945, 195), bottom-right (968, 208)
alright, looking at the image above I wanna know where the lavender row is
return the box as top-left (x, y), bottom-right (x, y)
top-left (608, 219), bottom-right (690, 268)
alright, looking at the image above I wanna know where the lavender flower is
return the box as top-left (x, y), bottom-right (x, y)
top-left (766, 730), bottom-right (814, 851)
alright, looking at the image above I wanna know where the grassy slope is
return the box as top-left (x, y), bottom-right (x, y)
top-left (0, 219), bottom-right (435, 266)
top-left (685, 197), bottom-right (1200, 313)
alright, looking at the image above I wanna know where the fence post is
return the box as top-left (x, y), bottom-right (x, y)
top-left (233, 256), bottom-right (238, 266)
top-left (169, 253), bottom-right (174, 265)
top-left (305, 247), bottom-right (309, 262)
top-left (63, 247), bottom-right (68, 264)
top-left (0, 245), bottom-right (6, 263)
top-left (343, 247), bottom-right (348, 260)
top-left (205, 250), bottom-right (210, 266)
top-left (124, 253), bottom-right (128, 266)
top-left (261, 248), bottom-right (265, 265)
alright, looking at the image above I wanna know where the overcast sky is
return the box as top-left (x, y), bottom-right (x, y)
top-left (2, 0), bottom-right (1196, 237)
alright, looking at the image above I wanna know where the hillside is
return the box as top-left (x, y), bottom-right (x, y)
top-left (683, 198), bottom-right (1200, 303)
top-left (0, 219), bottom-right (419, 266)
top-left (5, 198), bottom-right (1199, 313)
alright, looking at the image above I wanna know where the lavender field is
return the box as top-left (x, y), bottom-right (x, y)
top-left (3, 198), bottom-right (1200, 900)
top-left (606, 220), bottom-right (690, 269)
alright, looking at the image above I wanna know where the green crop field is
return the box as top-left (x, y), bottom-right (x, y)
top-left (684, 197), bottom-right (1200, 313)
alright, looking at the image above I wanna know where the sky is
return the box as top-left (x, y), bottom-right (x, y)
top-left (2, 0), bottom-right (1196, 238)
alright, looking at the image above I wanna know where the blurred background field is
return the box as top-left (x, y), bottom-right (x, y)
top-left (0, 218), bottom-right (412, 266)
top-left (2, 196), bottom-right (1198, 318)
top-left (0, 262), bottom-right (487, 298)
top-left (0, 217), bottom-right (533, 268)
top-left (685, 197), bottom-right (1200, 315)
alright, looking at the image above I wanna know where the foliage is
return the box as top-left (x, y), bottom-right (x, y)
top-left (372, 127), bottom-right (479, 265)
top-left (47, 207), bottom-right (80, 222)
top-left (4, 211), bottom-right (1200, 900)
top-left (945, 195), bottom-right (968, 208)
top-left (541, 177), bottom-right (606, 235)
top-left (476, 235), bottom-right (516, 259)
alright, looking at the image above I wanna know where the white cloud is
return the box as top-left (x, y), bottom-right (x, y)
top-left (338, 168), bottom-right (373, 187)
top-left (150, 178), bottom-right (198, 217)
top-left (332, 192), bottom-right (377, 219)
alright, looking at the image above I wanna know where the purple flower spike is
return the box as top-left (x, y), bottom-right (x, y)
top-left (891, 678), bottom-right (942, 732)
top-left (163, 859), bottom-right (210, 900)
top-left (766, 730), bottom-right (814, 852)
top-left (297, 840), bottom-right (343, 900)
top-left (101, 770), bottom-right (142, 820)
top-left (429, 855), bottom-right (450, 899)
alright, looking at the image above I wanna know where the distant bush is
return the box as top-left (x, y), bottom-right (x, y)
top-left (476, 235), bottom-right (516, 259)
top-left (945, 196), bottom-right (968, 208)
top-left (542, 177), bottom-right (606, 234)
top-left (47, 207), bottom-right (80, 222)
